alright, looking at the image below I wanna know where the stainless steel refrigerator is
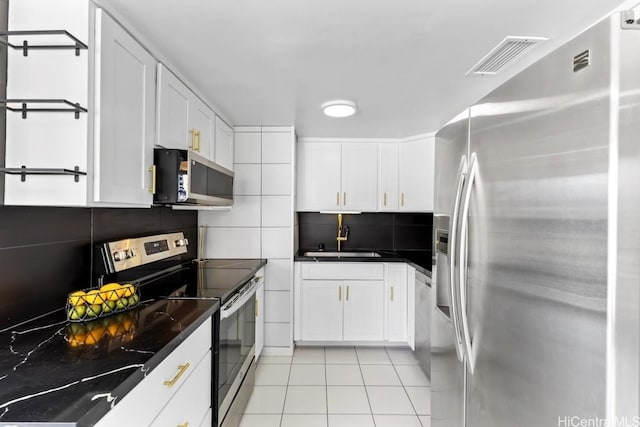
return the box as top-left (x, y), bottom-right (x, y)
top-left (432, 11), bottom-right (640, 427)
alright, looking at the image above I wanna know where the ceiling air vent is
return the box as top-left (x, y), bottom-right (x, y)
top-left (466, 36), bottom-right (548, 76)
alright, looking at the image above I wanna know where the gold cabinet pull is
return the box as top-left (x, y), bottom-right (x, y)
top-left (336, 192), bottom-right (340, 206)
top-left (346, 285), bottom-right (349, 301)
top-left (338, 286), bottom-right (342, 301)
top-left (196, 130), bottom-right (202, 152)
top-left (148, 165), bottom-right (156, 194)
top-left (383, 192), bottom-right (387, 206)
top-left (343, 192), bottom-right (346, 206)
top-left (177, 423), bottom-right (189, 427)
top-left (163, 363), bottom-right (190, 388)
top-left (390, 286), bottom-right (394, 302)
top-left (189, 128), bottom-right (197, 150)
top-left (401, 193), bottom-right (405, 207)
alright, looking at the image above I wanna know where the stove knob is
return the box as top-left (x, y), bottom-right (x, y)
top-left (175, 238), bottom-right (189, 247)
top-left (113, 250), bottom-right (126, 261)
top-left (126, 249), bottom-right (137, 258)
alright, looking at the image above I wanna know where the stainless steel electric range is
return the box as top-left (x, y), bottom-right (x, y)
top-left (98, 231), bottom-right (266, 427)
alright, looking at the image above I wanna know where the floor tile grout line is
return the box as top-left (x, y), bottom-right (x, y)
top-left (277, 352), bottom-right (294, 427)
top-left (355, 346), bottom-right (377, 427)
top-left (324, 346), bottom-right (329, 427)
top-left (385, 347), bottom-right (419, 418)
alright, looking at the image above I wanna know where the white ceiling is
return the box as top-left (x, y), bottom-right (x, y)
top-left (102, 0), bottom-right (632, 138)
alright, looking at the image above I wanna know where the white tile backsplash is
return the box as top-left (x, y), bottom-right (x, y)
top-left (234, 164), bottom-right (261, 196)
top-left (262, 228), bottom-right (292, 258)
top-left (262, 164), bottom-right (292, 195)
top-left (264, 291), bottom-right (291, 323)
top-left (199, 196), bottom-right (260, 227)
top-left (262, 196), bottom-right (293, 227)
top-left (265, 259), bottom-right (293, 291)
top-left (264, 323), bottom-right (291, 347)
top-left (262, 132), bottom-right (293, 164)
top-left (234, 132), bottom-right (262, 164)
top-left (204, 227), bottom-right (261, 258)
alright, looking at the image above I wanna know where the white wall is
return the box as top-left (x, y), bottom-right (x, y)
top-left (199, 126), bottom-right (296, 356)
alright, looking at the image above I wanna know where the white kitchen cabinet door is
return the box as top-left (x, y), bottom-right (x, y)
top-left (189, 95), bottom-right (215, 160)
top-left (398, 137), bottom-right (434, 211)
top-left (255, 281), bottom-right (265, 359)
top-left (297, 142), bottom-right (341, 211)
top-left (341, 143), bottom-right (378, 211)
top-left (93, 9), bottom-right (156, 206)
top-left (156, 64), bottom-right (190, 151)
top-left (385, 264), bottom-right (408, 342)
top-left (215, 116), bottom-right (234, 170)
top-left (302, 280), bottom-right (343, 341)
top-left (343, 281), bottom-right (384, 341)
top-left (378, 143), bottom-right (399, 211)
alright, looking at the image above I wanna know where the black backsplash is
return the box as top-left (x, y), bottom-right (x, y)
top-left (298, 212), bottom-right (433, 269)
top-left (0, 206), bottom-right (197, 331)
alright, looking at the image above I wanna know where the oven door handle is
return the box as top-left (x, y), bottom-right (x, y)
top-left (220, 280), bottom-right (259, 319)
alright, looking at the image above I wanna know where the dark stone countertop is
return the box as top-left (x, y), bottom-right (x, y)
top-left (0, 258), bottom-right (267, 426)
top-left (294, 250), bottom-right (432, 278)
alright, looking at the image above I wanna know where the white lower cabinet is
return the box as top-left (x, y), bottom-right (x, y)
top-left (150, 351), bottom-right (211, 427)
top-left (96, 318), bottom-right (212, 427)
top-left (343, 281), bottom-right (384, 341)
top-left (301, 280), bottom-right (344, 341)
top-left (296, 262), bottom-right (408, 343)
top-left (385, 264), bottom-right (408, 342)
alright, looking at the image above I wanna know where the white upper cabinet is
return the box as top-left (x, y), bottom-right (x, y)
top-left (215, 116), bottom-right (234, 170)
top-left (341, 143), bottom-right (378, 211)
top-left (157, 64), bottom-right (218, 162)
top-left (93, 9), bottom-right (156, 206)
top-left (156, 66), bottom-right (234, 171)
top-left (156, 65), bottom-right (190, 151)
top-left (297, 142), bottom-right (377, 212)
top-left (398, 137), bottom-right (434, 211)
top-left (297, 138), bottom-right (433, 213)
top-left (378, 143), bottom-right (399, 211)
top-left (297, 142), bottom-right (342, 211)
top-left (189, 94), bottom-right (215, 160)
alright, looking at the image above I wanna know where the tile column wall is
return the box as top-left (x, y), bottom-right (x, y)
top-left (199, 126), bottom-right (296, 356)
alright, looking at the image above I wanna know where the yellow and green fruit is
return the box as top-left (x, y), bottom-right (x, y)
top-left (86, 304), bottom-right (102, 318)
top-left (68, 304), bottom-right (87, 321)
top-left (127, 294), bottom-right (140, 307)
top-left (102, 300), bottom-right (116, 314)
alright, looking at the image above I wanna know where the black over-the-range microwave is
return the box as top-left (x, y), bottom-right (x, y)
top-left (153, 148), bottom-right (234, 206)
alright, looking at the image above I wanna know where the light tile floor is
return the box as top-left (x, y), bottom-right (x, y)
top-left (241, 346), bottom-right (431, 427)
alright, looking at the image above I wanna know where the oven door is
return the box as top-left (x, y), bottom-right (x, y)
top-left (218, 279), bottom-right (258, 425)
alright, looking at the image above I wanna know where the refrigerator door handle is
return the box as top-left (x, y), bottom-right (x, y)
top-left (449, 155), bottom-right (467, 362)
top-left (459, 152), bottom-right (478, 374)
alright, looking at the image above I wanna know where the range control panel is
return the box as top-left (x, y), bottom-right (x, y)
top-left (101, 232), bottom-right (189, 273)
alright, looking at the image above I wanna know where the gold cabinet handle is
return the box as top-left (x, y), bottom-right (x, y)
top-left (383, 192), bottom-right (387, 206)
top-left (346, 285), bottom-right (349, 301)
top-left (177, 423), bottom-right (189, 427)
top-left (338, 286), bottom-right (342, 301)
top-left (336, 192), bottom-right (340, 206)
top-left (163, 363), bottom-right (190, 388)
top-left (401, 193), bottom-right (405, 207)
top-left (196, 130), bottom-right (202, 152)
top-left (390, 286), bottom-right (394, 302)
top-left (343, 192), bottom-right (346, 206)
top-left (189, 128), bottom-right (197, 150)
top-left (148, 165), bottom-right (156, 194)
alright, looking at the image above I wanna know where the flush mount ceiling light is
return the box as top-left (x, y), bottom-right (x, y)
top-left (322, 100), bottom-right (357, 118)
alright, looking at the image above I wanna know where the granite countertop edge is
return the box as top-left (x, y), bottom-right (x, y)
top-left (294, 252), bottom-right (432, 278)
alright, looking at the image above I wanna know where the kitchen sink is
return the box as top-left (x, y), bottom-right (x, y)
top-left (302, 251), bottom-right (381, 258)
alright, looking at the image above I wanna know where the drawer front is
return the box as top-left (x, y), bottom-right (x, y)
top-left (151, 350), bottom-right (212, 427)
top-left (302, 262), bottom-right (384, 280)
top-left (96, 318), bottom-right (212, 427)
